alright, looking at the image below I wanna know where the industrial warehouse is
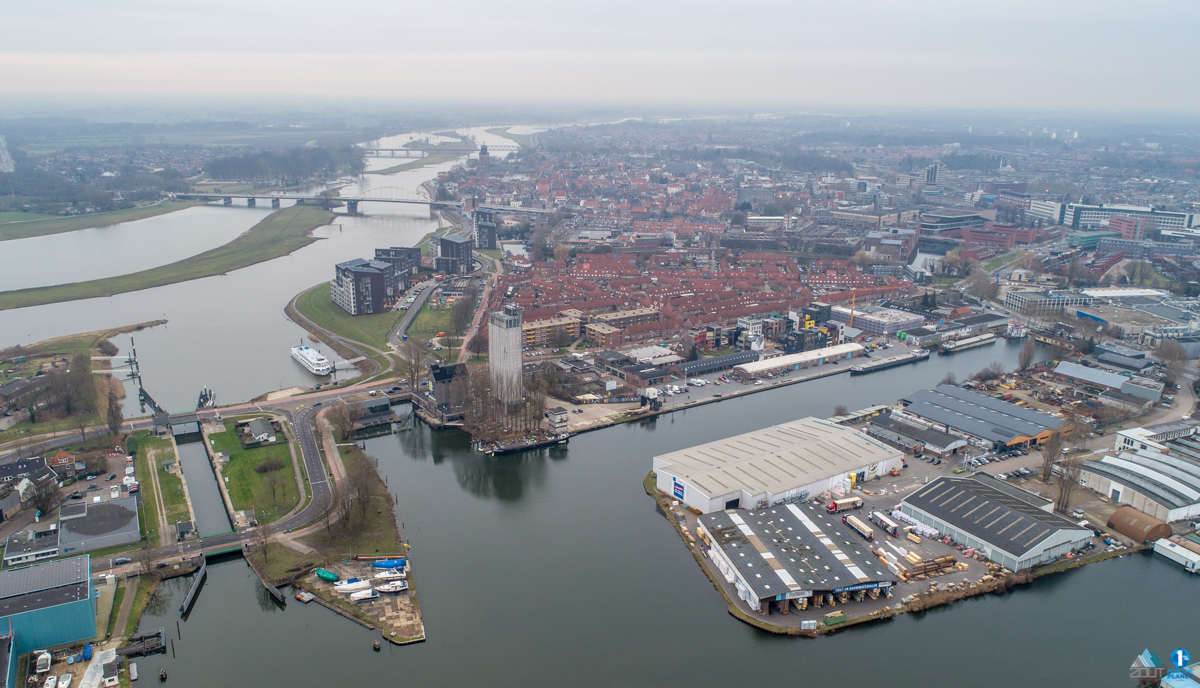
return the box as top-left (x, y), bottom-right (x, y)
top-left (652, 416), bottom-right (901, 513)
top-left (697, 503), bottom-right (898, 615)
top-left (898, 477), bottom-right (1092, 571)
top-left (1079, 448), bottom-right (1200, 522)
top-left (730, 343), bottom-right (864, 380)
top-left (899, 384), bottom-right (1070, 449)
top-left (0, 556), bottom-right (96, 657)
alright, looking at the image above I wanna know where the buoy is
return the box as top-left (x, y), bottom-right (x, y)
top-left (373, 640), bottom-right (381, 651)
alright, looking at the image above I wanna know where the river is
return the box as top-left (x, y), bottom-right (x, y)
top-left (132, 341), bottom-right (1193, 687)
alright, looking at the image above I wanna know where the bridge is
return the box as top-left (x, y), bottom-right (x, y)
top-left (173, 187), bottom-right (463, 215)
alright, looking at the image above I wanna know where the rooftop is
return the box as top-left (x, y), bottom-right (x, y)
top-left (654, 417), bottom-right (898, 499)
top-left (901, 385), bottom-right (1068, 444)
top-left (0, 555), bottom-right (88, 599)
top-left (1082, 450), bottom-right (1200, 510)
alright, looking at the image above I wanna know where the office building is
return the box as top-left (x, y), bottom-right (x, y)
top-left (828, 305), bottom-right (924, 336)
top-left (919, 210), bottom-right (986, 235)
top-left (331, 258), bottom-right (396, 315)
top-left (654, 416), bottom-right (901, 513)
top-left (1062, 203), bottom-right (1197, 235)
top-left (1004, 289), bottom-right (1093, 315)
top-left (488, 305), bottom-right (524, 403)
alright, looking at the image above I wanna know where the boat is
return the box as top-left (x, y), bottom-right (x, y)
top-left (373, 569), bottom-right (406, 581)
top-left (294, 591), bottom-right (315, 603)
top-left (44, 676), bottom-right (57, 688)
top-left (291, 345), bottom-right (334, 375)
top-left (82, 643), bottom-right (92, 661)
top-left (315, 568), bottom-right (339, 582)
top-left (938, 333), bottom-right (997, 355)
top-left (59, 674), bottom-right (72, 688)
top-left (334, 580), bottom-right (371, 593)
top-left (350, 589), bottom-right (379, 602)
top-left (130, 663), bottom-right (138, 681)
top-left (370, 559), bottom-right (406, 570)
top-left (374, 580), bottom-right (409, 593)
top-left (487, 433), bottom-right (570, 456)
top-left (159, 669), bottom-right (167, 682)
top-left (1003, 322), bottom-right (1028, 339)
top-left (195, 386), bottom-right (217, 410)
top-left (850, 349), bottom-right (929, 375)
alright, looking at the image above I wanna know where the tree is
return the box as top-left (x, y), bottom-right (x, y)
top-left (971, 362), bottom-right (1006, 382)
top-left (321, 480), bottom-right (343, 538)
top-left (467, 333), bottom-right (488, 355)
top-left (685, 345), bottom-right (699, 362)
top-left (74, 412), bottom-right (88, 441)
top-left (1040, 432), bottom-right (1063, 482)
top-left (450, 295), bottom-right (474, 337)
top-left (964, 271), bottom-right (999, 301)
top-left (346, 449), bottom-right (377, 523)
top-left (264, 467), bottom-right (283, 510)
top-left (27, 479), bottom-right (57, 516)
top-left (552, 243), bottom-right (571, 263)
top-left (1018, 339), bottom-right (1036, 371)
top-left (1055, 459), bottom-right (1083, 513)
top-left (939, 372), bottom-right (958, 387)
top-left (327, 403), bottom-right (364, 442)
top-left (106, 383), bottom-right (123, 437)
top-left (853, 250), bottom-right (874, 271)
top-left (400, 338), bottom-right (429, 391)
top-left (833, 405), bottom-right (849, 416)
top-left (253, 524), bottom-right (272, 563)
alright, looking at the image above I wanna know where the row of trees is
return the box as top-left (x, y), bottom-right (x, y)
top-left (205, 145), bottom-right (365, 182)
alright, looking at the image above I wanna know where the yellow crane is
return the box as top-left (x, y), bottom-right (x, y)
top-left (848, 289), bottom-right (856, 328)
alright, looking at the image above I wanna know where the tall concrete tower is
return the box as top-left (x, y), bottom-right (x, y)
top-left (478, 144), bottom-right (491, 175)
top-left (488, 304), bottom-right (524, 403)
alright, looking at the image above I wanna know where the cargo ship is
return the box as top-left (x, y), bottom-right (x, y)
top-left (485, 433), bottom-right (569, 456)
top-left (291, 345), bottom-right (334, 375)
top-left (850, 349), bottom-right (929, 375)
top-left (938, 333), bottom-right (996, 355)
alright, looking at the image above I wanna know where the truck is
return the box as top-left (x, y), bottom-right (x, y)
top-left (826, 497), bottom-right (863, 514)
top-left (843, 514), bottom-right (875, 541)
top-left (870, 511), bottom-right (900, 537)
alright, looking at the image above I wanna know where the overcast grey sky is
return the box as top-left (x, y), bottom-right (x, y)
top-left (2, 0), bottom-right (1197, 111)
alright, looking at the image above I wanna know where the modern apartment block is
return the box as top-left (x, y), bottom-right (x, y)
top-left (488, 304), bottom-right (524, 403)
top-left (473, 207), bottom-right (499, 250)
top-left (373, 246), bottom-right (423, 289)
top-left (433, 235), bottom-right (474, 274)
top-left (332, 258), bottom-right (397, 316)
top-left (521, 317), bottom-right (581, 347)
top-left (592, 308), bottom-right (660, 329)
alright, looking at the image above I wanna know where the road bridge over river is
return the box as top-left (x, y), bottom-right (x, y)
top-left (173, 187), bottom-right (463, 215)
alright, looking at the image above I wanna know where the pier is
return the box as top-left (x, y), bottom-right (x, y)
top-left (117, 629), bottom-right (166, 657)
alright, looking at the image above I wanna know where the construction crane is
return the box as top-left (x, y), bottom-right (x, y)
top-left (848, 289), bottom-right (857, 328)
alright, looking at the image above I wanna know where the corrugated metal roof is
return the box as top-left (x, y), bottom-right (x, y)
top-left (0, 555), bottom-right (89, 599)
top-left (1054, 361), bottom-right (1126, 389)
top-left (902, 385), bottom-right (1067, 444)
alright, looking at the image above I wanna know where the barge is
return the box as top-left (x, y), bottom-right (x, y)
top-left (485, 433), bottom-right (570, 456)
top-left (850, 349), bottom-right (929, 375)
top-left (938, 333), bottom-right (996, 355)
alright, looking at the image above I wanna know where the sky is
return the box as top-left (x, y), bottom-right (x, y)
top-left (3, 0), bottom-right (1198, 112)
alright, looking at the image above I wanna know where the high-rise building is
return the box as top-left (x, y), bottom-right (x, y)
top-left (922, 162), bottom-right (943, 195)
top-left (488, 304), bottom-right (524, 403)
top-left (432, 235), bottom-right (473, 274)
top-left (474, 207), bottom-right (498, 251)
top-left (1108, 215), bottom-right (1147, 241)
top-left (331, 258), bottom-right (397, 315)
top-left (373, 246), bottom-right (422, 289)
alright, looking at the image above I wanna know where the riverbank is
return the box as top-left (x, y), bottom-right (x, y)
top-left (485, 127), bottom-right (537, 149)
top-left (0, 200), bottom-right (198, 242)
top-left (0, 205), bottom-right (334, 311)
top-left (366, 151), bottom-right (461, 175)
top-left (293, 282), bottom-right (400, 351)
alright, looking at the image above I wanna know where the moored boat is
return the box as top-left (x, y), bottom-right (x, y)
top-left (315, 568), bottom-right (339, 582)
top-left (375, 580), bottom-right (409, 593)
top-left (291, 345), bottom-right (334, 375)
top-left (373, 569), bottom-right (406, 581)
top-left (371, 559), bottom-right (406, 570)
top-left (350, 588), bottom-right (379, 602)
top-left (334, 580), bottom-right (371, 593)
top-left (849, 349), bottom-right (929, 375)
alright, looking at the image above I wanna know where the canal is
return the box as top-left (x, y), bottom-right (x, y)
top-left (136, 342), bottom-right (1193, 687)
top-left (174, 441), bottom-right (231, 537)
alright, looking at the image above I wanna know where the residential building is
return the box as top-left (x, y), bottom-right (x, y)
top-left (593, 308), bottom-right (660, 329)
top-left (473, 207), bottom-right (499, 251)
top-left (331, 258), bottom-right (396, 316)
top-left (433, 234), bottom-right (473, 274)
top-left (582, 322), bottom-right (623, 348)
top-left (373, 246), bottom-right (423, 289)
top-left (521, 317), bottom-right (581, 347)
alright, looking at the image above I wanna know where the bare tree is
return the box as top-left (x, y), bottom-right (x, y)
top-left (28, 479), bottom-right (57, 516)
top-left (400, 338), bottom-right (429, 391)
top-left (106, 383), bottom-right (124, 437)
top-left (321, 480), bottom-right (343, 538)
top-left (253, 524), bottom-right (272, 563)
top-left (264, 469), bottom-right (282, 510)
top-left (1018, 339), bottom-right (1036, 371)
top-left (346, 449), bottom-right (378, 522)
top-left (467, 333), bottom-right (488, 355)
top-left (939, 372), bottom-right (958, 386)
top-left (1040, 432), bottom-right (1063, 482)
top-left (1056, 459), bottom-right (1083, 513)
top-left (450, 296), bottom-right (474, 337)
top-left (74, 413), bottom-right (88, 441)
top-left (327, 403), bottom-right (364, 442)
top-left (833, 405), bottom-right (849, 416)
top-left (971, 362), bottom-right (1007, 382)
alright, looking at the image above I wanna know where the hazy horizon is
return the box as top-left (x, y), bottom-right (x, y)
top-left (3, 0), bottom-right (1199, 114)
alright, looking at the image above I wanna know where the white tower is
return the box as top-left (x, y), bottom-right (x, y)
top-left (489, 304), bottom-right (524, 403)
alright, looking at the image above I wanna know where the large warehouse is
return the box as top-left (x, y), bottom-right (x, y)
top-left (0, 556), bottom-right (96, 655)
top-left (900, 384), bottom-right (1069, 449)
top-left (730, 343), bottom-right (864, 380)
top-left (1080, 449), bottom-right (1200, 522)
top-left (652, 416), bottom-right (901, 513)
top-left (698, 503), bottom-right (898, 615)
top-left (899, 477), bottom-right (1092, 571)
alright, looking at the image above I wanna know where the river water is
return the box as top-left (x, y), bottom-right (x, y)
top-left (133, 341), bottom-right (1194, 687)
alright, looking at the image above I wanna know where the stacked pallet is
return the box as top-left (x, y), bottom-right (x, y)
top-left (872, 548), bottom-right (958, 582)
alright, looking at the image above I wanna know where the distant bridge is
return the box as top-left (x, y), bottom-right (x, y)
top-left (173, 187), bottom-right (462, 214)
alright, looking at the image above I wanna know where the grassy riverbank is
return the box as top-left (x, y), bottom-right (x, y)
top-left (294, 282), bottom-right (400, 350)
top-left (208, 420), bottom-right (300, 524)
top-left (0, 205), bottom-right (334, 311)
top-left (486, 127), bottom-right (538, 149)
top-left (0, 201), bottom-right (198, 242)
top-left (367, 151), bottom-right (462, 175)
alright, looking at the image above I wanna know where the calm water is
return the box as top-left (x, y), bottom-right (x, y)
top-left (175, 441), bottom-right (230, 537)
top-left (135, 341), bottom-right (1195, 687)
top-left (0, 145), bottom-right (466, 415)
top-left (0, 206), bottom-right (273, 291)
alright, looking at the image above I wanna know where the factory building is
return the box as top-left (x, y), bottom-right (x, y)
top-left (668, 350), bottom-right (759, 379)
top-left (697, 503), bottom-right (898, 615)
top-left (1004, 289), bottom-right (1093, 315)
top-left (899, 384), bottom-right (1070, 450)
top-left (1106, 506), bottom-right (1173, 544)
top-left (899, 477), bottom-right (1092, 571)
top-left (1079, 448), bottom-right (1200, 522)
top-left (653, 417), bottom-right (901, 514)
top-left (828, 305), bottom-right (924, 336)
top-left (730, 343), bottom-right (864, 380)
top-left (1052, 361), bottom-right (1163, 403)
top-left (0, 556), bottom-right (96, 655)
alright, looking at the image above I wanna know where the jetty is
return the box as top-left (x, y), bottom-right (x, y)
top-left (117, 629), bottom-right (166, 657)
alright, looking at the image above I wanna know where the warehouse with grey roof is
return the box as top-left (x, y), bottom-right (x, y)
top-left (653, 417), bottom-right (901, 513)
top-left (900, 384), bottom-right (1069, 449)
top-left (1080, 448), bottom-right (1200, 522)
top-left (899, 476), bottom-right (1091, 571)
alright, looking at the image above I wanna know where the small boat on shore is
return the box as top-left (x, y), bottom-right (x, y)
top-left (374, 569), bottom-right (406, 581)
top-left (294, 591), bottom-right (315, 603)
top-left (334, 580), bottom-right (371, 594)
top-left (371, 559), bottom-right (406, 570)
top-left (315, 568), bottom-right (339, 582)
top-left (350, 589), bottom-right (379, 602)
top-left (375, 580), bottom-right (408, 593)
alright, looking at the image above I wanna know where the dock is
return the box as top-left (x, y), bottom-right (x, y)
top-left (179, 557), bottom-right (207, 614)
top-left (117, 629), bottom-right (166, 657)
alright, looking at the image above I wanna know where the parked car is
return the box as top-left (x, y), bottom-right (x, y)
top-left (114, 557), bottom-right (132, 565)
top-left (105, 473), bottom-right (117, 481)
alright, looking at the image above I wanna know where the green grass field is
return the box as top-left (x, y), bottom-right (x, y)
top-left (0, 210), bottom-right (57, 224)
top-left (0, 202), bottom-right (198, 242)
top-left (486, 127), bottom-right (538, 149)
top-left (983, 253), bottom-right (1018, 271)
top-left (209, 421), bottom-right (299, 524)
top-left (294, 282), bottom-right (400, 350)
top-left (141, 436), bottom-right (190, 525)
top-left (0, 206), bottom-right (334, 311)
top-left (366, 151), bottom-right (462, 175)
top-left (134, 440), bottom-right (160, 543)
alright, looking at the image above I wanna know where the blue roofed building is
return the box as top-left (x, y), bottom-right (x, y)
top-left (0, 556), bottom-right (95, 656)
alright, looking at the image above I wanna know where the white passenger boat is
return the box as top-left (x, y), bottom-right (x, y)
top-left (350, 589), bottom-right (379, 602)
top-left (373, 569), bottom-right (406, 581)
top-left (291, 345), bottom-right (334, 375)
top-left (334, 580), bottom-right (371, 593)
top-left (375, 580), bottom-right (408, 593)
